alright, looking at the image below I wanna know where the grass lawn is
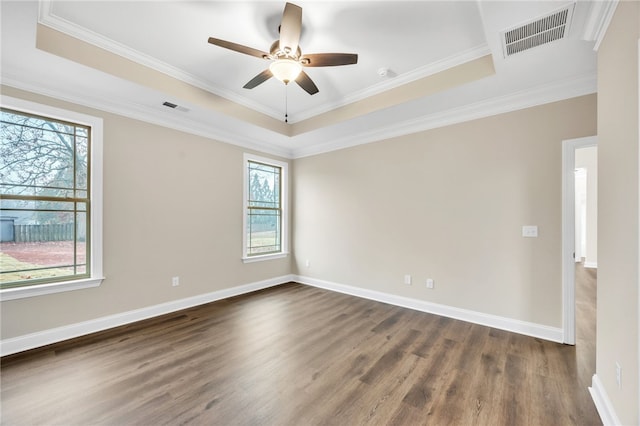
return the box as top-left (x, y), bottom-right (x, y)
top-left (0, 251), bottom-right (76, 284)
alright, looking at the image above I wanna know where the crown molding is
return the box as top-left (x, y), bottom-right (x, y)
top-left (38, 1), bottom-right (491, 125)
top-left (37, 0), bottom-right (283, 122)
top-left (3, 64), bottom-right (595, 162)
top-left (289, 44), bottom-right (492, 123)
top-left (582, 0), bottom-right (619, 51)
top-left (290, 72), bottom-right (597, 159)
top-left (3, 68), bottom-right (595, 162)
top-left (1, 76), bottom-right (294, 159)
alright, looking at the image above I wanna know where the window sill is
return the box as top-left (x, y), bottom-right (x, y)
top-left (0, 277), bottom-right (105, 301)
top-left (242, 252), bottom-right (289, 263)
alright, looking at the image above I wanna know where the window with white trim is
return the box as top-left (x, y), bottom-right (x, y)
top-left (0, 97), bottom-right (103, 300)
top-left (242, 154), bottom-right (288, 262)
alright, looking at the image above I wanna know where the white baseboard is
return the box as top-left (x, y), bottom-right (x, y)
top-left (294, 275), bottom-right (564, 343)
top-left (584, 261), bottom-right (598, 269)
top-left (1, 273), bottom-right (564, 357)
top-left (589, 374), bottom-right (621, 425)
top-left (0, 275), bottom-right (294, 357)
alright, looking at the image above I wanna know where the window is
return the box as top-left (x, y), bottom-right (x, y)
top-left (0, 97), bottom-right (103, 300)
top-left (243, 154), bottom-right (288, 262)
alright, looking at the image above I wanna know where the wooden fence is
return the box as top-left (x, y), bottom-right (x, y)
top-left (13, 224), bottom-right (75, 242)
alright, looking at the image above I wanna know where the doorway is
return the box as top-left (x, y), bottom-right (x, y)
top-left (562, 136), bottom-right (597, 345)
top-left (574, 145), bottom-right (598, 390)
top-left (562, 136), bottom-right (598, 392)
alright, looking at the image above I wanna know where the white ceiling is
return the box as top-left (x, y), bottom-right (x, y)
top-left (1, 1), bottom-right (604, 158)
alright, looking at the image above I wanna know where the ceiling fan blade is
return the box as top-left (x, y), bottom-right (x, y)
top-left (279, 3), bottom-right (302, 54)
top-left (295, 70), bottom-right (319, 95)
top-left (208, 37), bottom-right (269, 59)
top-left (243, 69), bottom-right (273, 89)
top-left (301, 53), bottom-right (358, 67)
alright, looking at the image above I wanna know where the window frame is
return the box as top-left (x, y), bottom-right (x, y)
top-left (0, 96), bottom-right (104, 300)
top-left (242, 153), bottom-right (288, 263)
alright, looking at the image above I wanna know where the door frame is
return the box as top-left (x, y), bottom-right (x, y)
top-left (562, 135), bottom-right (597, 345)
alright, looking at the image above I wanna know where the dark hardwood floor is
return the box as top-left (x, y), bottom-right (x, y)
top-left (575, 261), bottom-right (597, 396)
top-left (1, 281), bottom-right (601, 425)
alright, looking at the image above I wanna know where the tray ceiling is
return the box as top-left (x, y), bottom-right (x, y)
top-left (1, 1), bottom-right (603, 158)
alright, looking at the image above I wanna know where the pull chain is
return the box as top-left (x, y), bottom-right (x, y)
top-left (284, 84), bottom-right (289, 123)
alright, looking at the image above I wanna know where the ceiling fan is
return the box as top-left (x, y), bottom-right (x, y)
top-left (207, 2), bottom-right (358, 95)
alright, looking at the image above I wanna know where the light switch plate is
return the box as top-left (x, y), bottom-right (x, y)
top-left (522, 225), bottom-right (538, 237)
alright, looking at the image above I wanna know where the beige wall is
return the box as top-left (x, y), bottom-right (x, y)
top-left (293, 95), bottom-right (596, 327)
top-left (596, 2), bottom-right (640, 424)
top-left (0, 86), bottom-right (291, 339)
top-left (575, 146), bottom-right (598, 266)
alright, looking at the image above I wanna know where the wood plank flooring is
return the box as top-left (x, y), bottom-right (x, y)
top-left (575, 261), bottom-right (597, 392)
top-left (1, 282), bottom-right (601, 425)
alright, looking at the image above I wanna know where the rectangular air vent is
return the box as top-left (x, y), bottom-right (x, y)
top-left (162, 101), bottom-right (189, 112)
top-left (501, 3), bottom-right (575, 58)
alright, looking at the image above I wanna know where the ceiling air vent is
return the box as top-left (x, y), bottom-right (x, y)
top-left (501, 3), bottom-right (575, 58)
top-left (162, 101), bottom-right (189, 112)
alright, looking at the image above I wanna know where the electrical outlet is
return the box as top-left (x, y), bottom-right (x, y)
top-left (426, 278), bottom-right (434, 289)
top-left (616, 362), bottom-right (621, 389)
top-left (522, 225), bottom-right (538, 237)
top-left (404, 274), bottom-right (412, 285)
top-left (172, 276), bottom-right (180, 287)
top-left (305, 259), bottom-right (311, 268)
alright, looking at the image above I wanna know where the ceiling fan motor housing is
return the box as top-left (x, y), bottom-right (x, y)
top-left (268, 40), bottom-right (302, 61)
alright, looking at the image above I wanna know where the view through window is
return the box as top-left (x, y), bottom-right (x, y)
top-left (245, 158), bottom-right (284, 257)
top-left (0, 108), bottom-right (91, 289)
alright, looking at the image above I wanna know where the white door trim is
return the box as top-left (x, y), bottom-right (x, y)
top-left (637, 36), bottom-right (640, 425)
top-left (562, 135), bottom-right (597, 345)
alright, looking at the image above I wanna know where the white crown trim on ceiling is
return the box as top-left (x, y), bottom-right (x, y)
top-left (0, 75), bottom-right (294, 159)
top-left (2, 69), bottom-right (596, 160)
top-left (290, 72), bottom-right (597, 159)
top-left (292, 44), bottom-right (491, 123)
top-left (38, 0), bottom-right (491, 124)
top-left (37, 1), bottom-right (280, 121)
top-left (582, 0), bottom-right (619, 51)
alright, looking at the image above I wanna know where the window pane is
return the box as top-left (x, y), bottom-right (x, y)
top-left (75, 135), bottom-right (89, 191)
top-left (248, 161), bottom-right (280, 208)
top-left (76, 210), bottom-right (87, 243)
top-left (247, 208), bottom-right (281, 255)
top-left (0, 208), bottom-right (88, 286)
top-left (1, 111), bottom-right (76, 136)
top-left (0, 109), bottom-right (89, 195)
top-left (0, 108), bottom-right (91, 288)
top-left (75, 223), bottom-right (87, 270)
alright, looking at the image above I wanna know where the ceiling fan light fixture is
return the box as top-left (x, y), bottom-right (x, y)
top-left (208, 2), bottom-right (358, 94)
top-left (269, 58), bottom-right (302, 84)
